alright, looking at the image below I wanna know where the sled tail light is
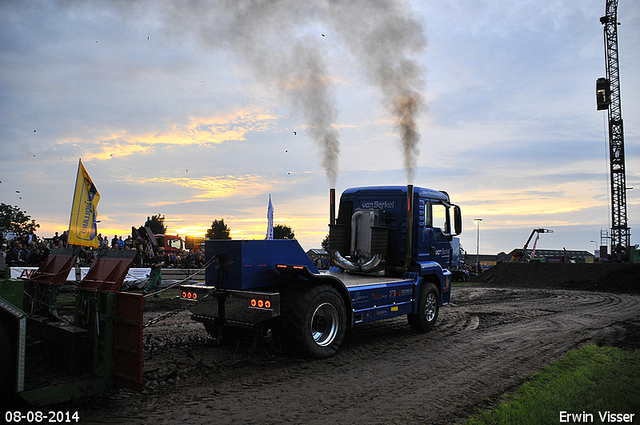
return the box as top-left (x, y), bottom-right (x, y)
top-left (276, 264), bottom-right (308, 274)
top-left (181, 290), bottom-right (199, 300)
top-left (249, 296), bottom-right (273, 310)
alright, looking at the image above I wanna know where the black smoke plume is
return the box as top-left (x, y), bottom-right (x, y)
top-left (104, 0), bottom-right (426, 184)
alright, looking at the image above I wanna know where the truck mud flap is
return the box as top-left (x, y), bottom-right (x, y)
top-left (113, 292), bottom-right (144, 392)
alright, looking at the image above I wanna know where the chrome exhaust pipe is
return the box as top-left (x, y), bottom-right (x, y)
top-left (332, 250), bottom-right (359, 272)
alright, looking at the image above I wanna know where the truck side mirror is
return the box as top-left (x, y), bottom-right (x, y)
top-left (453, 205), bottom-right (462, 235)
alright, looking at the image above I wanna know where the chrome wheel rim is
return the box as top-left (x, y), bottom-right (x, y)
top-left (424, 292), bottom-right (437, 322)
top-left (311, 302), bottom-right (339, 347)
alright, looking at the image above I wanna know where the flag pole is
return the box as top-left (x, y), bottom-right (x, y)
top-left (267, 194), bottom-right (274, 240)
top-left (67, 159), bottom-right (82, 247)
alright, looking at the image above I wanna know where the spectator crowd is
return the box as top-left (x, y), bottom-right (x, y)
top-left (1, 230), bottom-right (206, 270)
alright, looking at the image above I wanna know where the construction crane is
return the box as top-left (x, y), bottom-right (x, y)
top-left (511, 228), bottom-right (554, 263)
top-left (596, 0), bottom-right (630, 262)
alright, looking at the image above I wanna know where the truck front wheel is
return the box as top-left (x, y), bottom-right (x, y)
top-left (277, 284), bottom-right (346, 358)
top-left (407, 282), bottom-right (439, 332)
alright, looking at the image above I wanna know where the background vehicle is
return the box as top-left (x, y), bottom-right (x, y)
top-left (450, 237), bottom-right (469, 281)
top-left (154, 234), bottom-right (184, 253)
top-left (133, 226), bottom-right (185, 254)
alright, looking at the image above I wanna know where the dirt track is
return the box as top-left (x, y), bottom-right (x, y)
top-left (74, 280), bottom-right (640, 425)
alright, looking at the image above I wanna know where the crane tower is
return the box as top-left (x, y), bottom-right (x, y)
top-left (596, 0), bottom-right (630, 261)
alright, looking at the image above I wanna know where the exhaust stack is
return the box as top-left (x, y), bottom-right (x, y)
top-left (405, 184), bottom-right (414, 271)
top-left (330, 188), bottom-right (336, 226)
top-left (328, 187), bottom-right (341, 268)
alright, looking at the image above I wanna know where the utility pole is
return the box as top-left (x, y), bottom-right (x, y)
top-left (596, 0), bottom-right (630, 262)
top-left (474, 218), bottom-right (482, 273)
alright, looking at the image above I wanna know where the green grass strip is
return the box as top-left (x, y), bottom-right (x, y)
top-left (463, 344), bottom-right (640, 425)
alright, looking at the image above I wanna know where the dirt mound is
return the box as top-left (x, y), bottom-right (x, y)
top-left (473, 262), bottom-right (640, 294)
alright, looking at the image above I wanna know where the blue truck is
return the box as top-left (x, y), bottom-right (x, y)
top-left (181, 185), bottom-right (462, 358)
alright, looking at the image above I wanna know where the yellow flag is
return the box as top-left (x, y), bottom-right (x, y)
top-left (68, 160), bottom-right (100, 247)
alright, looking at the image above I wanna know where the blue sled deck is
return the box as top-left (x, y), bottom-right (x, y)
top-left (320, 271), bottom-right (419, 325)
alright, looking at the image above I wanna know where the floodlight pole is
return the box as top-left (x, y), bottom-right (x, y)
top-left (474, 218), bottom-right (482, 273)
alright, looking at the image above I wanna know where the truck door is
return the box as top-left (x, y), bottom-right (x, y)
top-left (423, 200), bottom-right (452, 268)
top-left (416, 198), bottom-right (431, 263)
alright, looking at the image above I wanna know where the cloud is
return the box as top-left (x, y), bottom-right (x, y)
top-left (77, 107), bottom-right (278, 161)
top-left (1, 0), bottom-right (639, 255)
top-left (132, 174), bottom-right (275, 205)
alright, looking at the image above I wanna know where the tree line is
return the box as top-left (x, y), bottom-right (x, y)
top-left (1, 204), bottom-right (295, 241)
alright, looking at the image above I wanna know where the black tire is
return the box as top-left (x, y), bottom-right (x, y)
top-left (407, 282), bottom-right (439, 332)
top-left (276, 284), bottom-right (346, 359)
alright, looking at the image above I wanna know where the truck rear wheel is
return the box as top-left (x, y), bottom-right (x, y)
top-left (408, 282), bottom-right (439, 332)
top-left (277, 284), bottom-right (346, 358)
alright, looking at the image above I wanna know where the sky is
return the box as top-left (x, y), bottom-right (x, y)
top-left (1, 0), bottom-right (639, 256)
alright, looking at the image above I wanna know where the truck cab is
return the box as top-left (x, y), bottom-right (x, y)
top-left (154, 234), bottom-right (184, 253)
top-left (330, 186), bottom-right (462, 276)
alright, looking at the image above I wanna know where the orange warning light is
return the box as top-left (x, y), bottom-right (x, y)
top-left (250, 298), bottom-right (273, 309)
